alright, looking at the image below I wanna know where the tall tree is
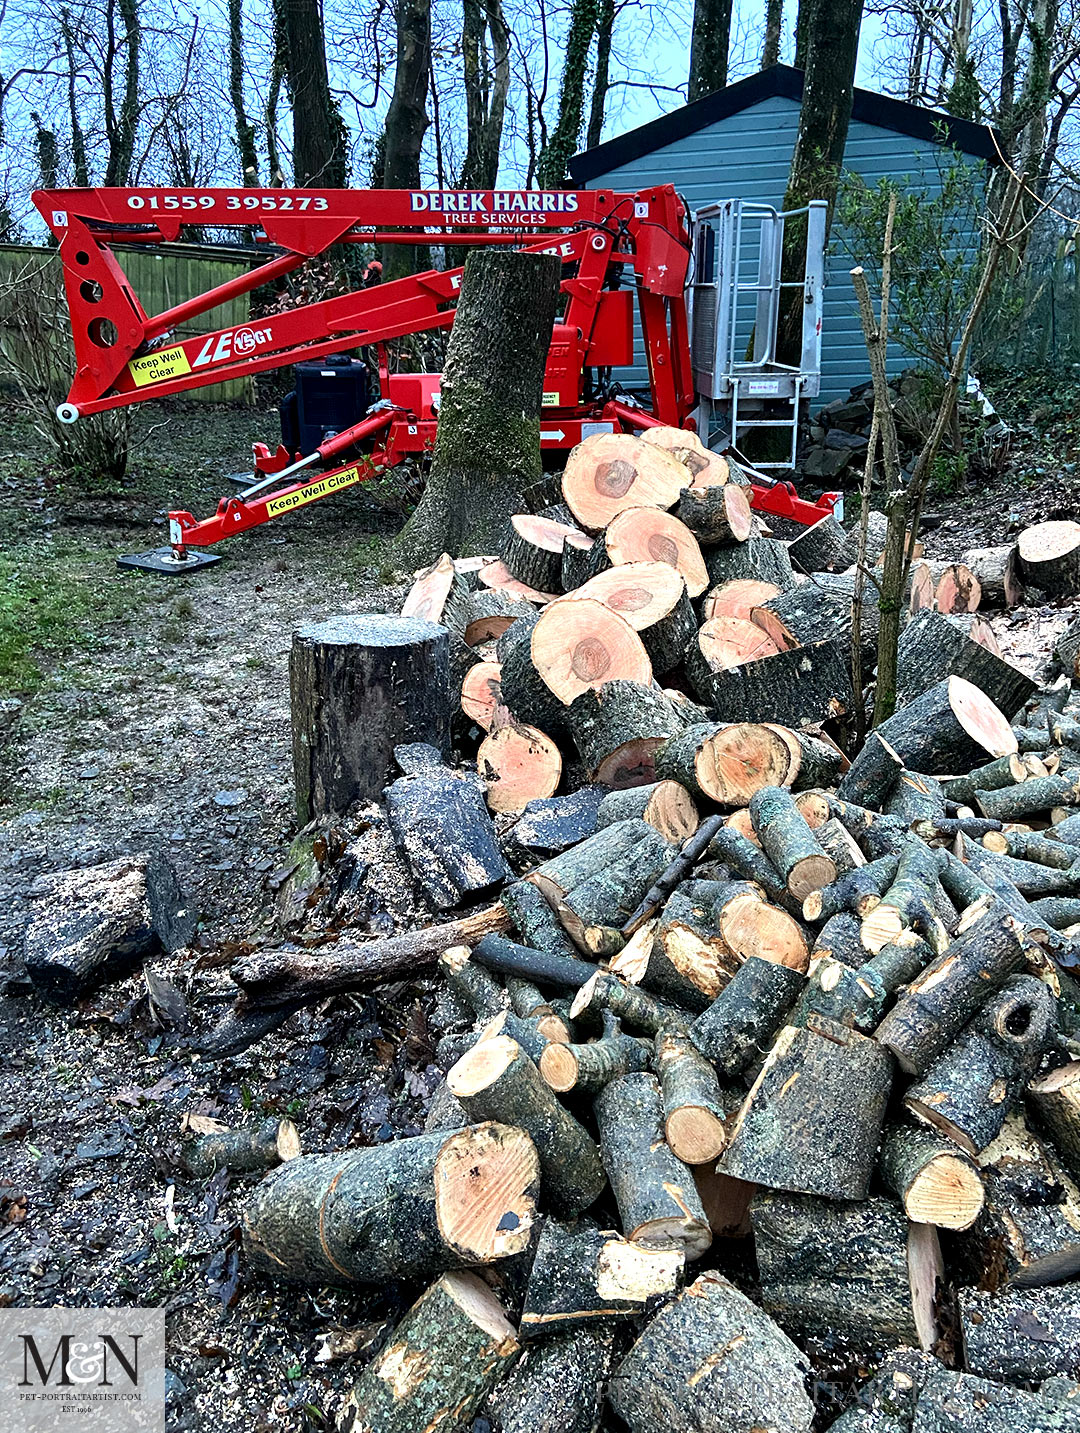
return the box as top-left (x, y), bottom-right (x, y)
top-left (382, 0), bottom-right (431, 279)
top-left (102, 0), bottom-right (141, 185)
top-left (762, 0), bottom-right (782, 69)
top-left (281, 0), bottom-right (347, 186)
top-left (688, 0), bottom-right (732, 100)
top-left (61, 9), bottom-right (89, 186)
top-left (587, 0), bottom-right (616, 148)
top-left (537, 0), bottom-right (597, 187)
top-left (459, 0), bottom-right (510, 187)
top-left (228, 0), bottom-right (259, 183)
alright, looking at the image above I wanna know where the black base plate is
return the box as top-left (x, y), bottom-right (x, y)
top-left (117, 547), bottom-right (224, 575)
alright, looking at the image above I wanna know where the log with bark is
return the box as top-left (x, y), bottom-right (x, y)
top-left (529, 597), bottom-right (653, 708)
top-left (715, 890), bottom-right (809, 969)
top-left (481, 1327), bottom-right (614, 1433)
top-left (595, 780), bottom-right (698, 846)
top-left (790, 954), bottom-right (889, 1034)
top-left (812, 816), bottom-right (866, 876)
top-left (385, 745), bottom-right (510, 909)
top-left (750, 575), bottom-right (869, 663)
top-left (811, 910), bottom-right (869, 967)
top-left (518, 1217), bottom-right (684, 1338)
top-left (721, 1016), bottom-right (893, 1199)
top-left (702, 577), bottom-right (783, 621)
top-left (569, 562), bottom-right (696, 673)
top-left (1055, 615), bottom-right (1080, 681)
top-left (904, 975), bottom-right (1058, 1155)
top-left (802, 851), bottom-right (900, 923)
top-left (448, 1035), bottom-right (605, 1217)
top-left (683, 617), bottom-right (781, 704)
top-left (1016, 519), bottom-right (1080, 597)
top-left (242, 1121), bottom-right (539, 1285)
top-left (859, 837), bottom-right (949, 954)
top-left (477, 718), bottom-right (562, 813)
top-left (640, 423), bottom-right (729, 486)
top-left (501, 512), bottom-right (587, 593)
top-left (655, 721), bottom-right (794, 807)
top-left (337, 1271), bottom-right (519, 1433)
top-left (593, 1072), bottom-right (712, 1255)
top-left (470, 932), bottom-right (597, 988)
top-left (460, 660), bottom-right (503, 731)
top-left (607, 885), bottom-right (737, 1011)
top-left (602, 506), bottom-right (710, 597)
top-left (961, 544), bottom-right (1024, 608)
top-left (751, 1190), bottom-right (942, 1352)
top-left (882, 770), bottom-right (947, 823)
top-left (654, 1028), bottom-right (730, 1164)
top-left (567, 680), bottom-right (691, 787)
top-left (539, 1010), bottom-right (651, 1094)
top-left (691, 638), bottom-right (856, 728)
top-left (943, 752), bottom-right (1032, 807)
top-left (959, 1284), bottom-right (1080, 1384)
top-left (675, 482), bottom-right (753, 544)
top-left (877, 1120), bottom-right (985, 1231)
top-left (836, 730), bottom-right (904, 807)
top-left (23, 854), bottom-right (190, 1004)
top-left (561, 432), bottom-right (690, 532)
top-left (569, 970), bottom-right (692, 1037)
top-left (502, 786), bottom-right (606, 862)
top-left (1028, 1059), bottom-right (1080, 1181)
top-left (606, 1271), bottom-right (815, 1433)
top-left (703, 535), bottom-right (798, 592)
top-left (953, 1112), bottom-right (1080, 1289)
top-left (500, 881), bottom-right (582, 960)
top-left (975, 772), bottom-right (1080, 822)
top-left (184, 1116), bottom-right (301, 1178)
top-left (463, 590), bottom-right (537, 646)
top-left (749, 785), bottom-right (837, 900)
top-left (689, 955), bottom-right (806, 1076)
top-left (291, 614), bottom-right (450, 821)
top-left (787, 511), bottom-right (857, 573)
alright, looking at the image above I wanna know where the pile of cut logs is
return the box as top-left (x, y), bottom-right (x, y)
top-left (214, 433), bottom-right (1080, 1430)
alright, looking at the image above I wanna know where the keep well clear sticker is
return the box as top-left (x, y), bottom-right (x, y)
top-left (0, 1307), bottom-right (165, 1432)
top-left (126, 347), bottom-right (191, 388)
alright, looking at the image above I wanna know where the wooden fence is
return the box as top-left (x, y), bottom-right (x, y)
top-left (0, 241), bottom-right (265, 404)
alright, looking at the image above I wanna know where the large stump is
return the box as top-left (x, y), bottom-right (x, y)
top-left (290, 614), bottom-right (450, 821)
top-left (396, 248), bottom-right (561, 561)
top-left (1016, 519), bottom-right (1080, 597)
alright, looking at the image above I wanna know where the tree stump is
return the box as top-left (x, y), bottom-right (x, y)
top-left (290, 614), bottom-right (450, 822)
top-left (395, 248), bottom-right (561, 561)
top-left (1016, 519), bottom-right (1080, 597)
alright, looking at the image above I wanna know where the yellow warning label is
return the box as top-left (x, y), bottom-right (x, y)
top-left (127, 345), bottom-right (192, 387)
top-left (542, 391), bottom-right (560, 407)
top-left (265, 465), bottom-right (363, 518)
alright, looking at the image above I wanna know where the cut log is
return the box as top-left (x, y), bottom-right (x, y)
top-left (716, 891), bottom-right (809, 969)
top-left (503, 787), bottom-right (606, 862)
top-left (882, 770), bottom-right (946, 824)
top-left (813, 909), bottom-right (872, 967)
top-left (185, 1116), bottom-right (301, 1178)
top-left (689, 956), bottom-right (806, 1076)
top-left (569, 970), bottom-right (692, 1037)
top-left (593, 1072), bottom-right (712, 1255)
top-left (568, 680), bottom-right (691, 787)
top-left (337, 1271), bottom-right (518, 1433)
top-left (691, 1165), bottom-right (757, 1238)
top-left (702, 577), bottom-right (782, 622)
top-left (842, 676), bottom-right (1017, 787)
top-left (385, 747), bottom-right (509, 909)
top-left (859, 838), bottom-right (949, 954)
top-left (604, 506), bottom-right (709, 597)
top-left (875, 905), bottom-right (1027, 1075)
top-left (908, 561), bottom-right (935, 613)
top-left (959, 1284), bottom-right (1080, 1384)
top-left (596, 781), bottom-right (698, 845)
top-left (448, 1036), bottom-right (605, 1218)
top-left (290, 614), bottom-right (450, 821)
top-left (471, 932), bottom-right (597, 989)
top-left (878, 1120), bottom-right (985, 1230)
top-left (982, 830), bottom-right (1080, 868)
top-left (242, 1122), bottom-right (539, 1285)
top-left (784, 730), bottom-right (848, 792)
top-left (477, 720), bottom-right (562, 813)
top-left (1017, 519), bottom-right (1080, 597)
top-left (527, 818), bottom-right (676, 952)
top-left (787, 512), bottom-right (856, 573)
top-left (697, 638), bottom-right (855, 727)
top-left (502, 513), bottom-right (586, 593)
top-left (790, 955), bottom-right (888, 1034)
top-left (1055, 616), bottom-right (1080, 680)
top-left (1028, 1060), bottom-right (1080, 1181)
top-left (904, 975), bottom-right (1058, 1155)
top-left (606, 1271), bottom-right (815, 1433)
top-left (683, 617), bottom-right (780, 703)
top-left (568, 561), bottom-right (695, 674)
top-left (655, 1029), bottom-right (729, 1164)
top-left (749, 785), bottom-right (837, 901)
top-left (655, 721), bottom-right (793, 806)
top-left (810, 817), bottom-right (866, 876)
top-left (802, 851), bottom-right (900, 924)
top-left (519, 1217), bottom-right (683, 1340)
top-left (704, 535), bottom-right (798, 592)
top-left (954, 1112), bottom-right (1080, 1289)
top-left (933, 561), bottom-right (981, 614)
top-left (608, 901), bottom-right (733, 1013)
top-left (482, 1327), bottom-right (613, 1433)
top-left (962, 544), bottom-right (1024, 609)
top-left (943, 752), bottom-right (1030, 806)
top-left (440, 945), bottom-right (510, 1022)
top-left (752, 1190), bottom-right (942, 1352)
top-left (750, 579), bottom-right (861, 657)
top-left (402, 551), bottom-right (473, 626)
top-left (561, 432), bottom-right (689, 532)
top-left (22, 854), bottom-right (189, 1004)
top-left (640, 423), bottom-right (729, 486)
top-left (462, 590), bottom-right (535, 646)
top-left (720, 1017), bottom-right (894, 1199)
top-left (976, 772), bottom-right (1080, 821)
top-left (530, 597), bottom-right (653, 708)
top-left (618, 813), bottom-right (727, 936)
top-left (825, 1350), bottom-right (937, 1433)
top-left (971, 845), bottom-right (1080, 897)
top-left (479, 558), bottom-right (559, 604)
top-left (460, 660), bottom-right (503, 731)
top-left (897, 610), bottom-right (1036, 718)
top-left (837, 730), bottom-right (904, 808)
top-left (501, 880), bottom-right (582, 960)
top-left (674, 482), bottom-right (753, 544)
top-left (539, 1010), bottom-right (651, 1093)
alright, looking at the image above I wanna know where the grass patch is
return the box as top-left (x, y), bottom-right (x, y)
top-left (0, 537), bottom-right (139, 696)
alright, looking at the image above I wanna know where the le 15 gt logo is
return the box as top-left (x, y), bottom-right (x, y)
top-left (0, 1308), bottom-right (164, 1432)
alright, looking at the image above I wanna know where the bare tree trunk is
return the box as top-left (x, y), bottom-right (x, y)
top-left (395, 251), bottom-right (561, 563)
top-left (282, 0), bottom-right (346, 186)
top-left (537, 0), bottom-right (597, 187)
top-left (689, 0), bottom-right (733, 100)
top-left (587, 0), bottom-right (615, 148)
top-left (62, 9), bottom-right (89, 187)
top-left (228, 0), bottom-right (259, 184)
top-left (460, 0), bottom-right (510, 187)
top-left (793, 0), bottom-right (814, 70)
top-left (103, 0), bottom-right (141, 186)
top-left (382, 0), bottom-right (432, 281)
top-left (761, 0), bottom-right (782, 69)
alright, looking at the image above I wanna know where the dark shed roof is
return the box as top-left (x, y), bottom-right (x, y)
top-left (569, 64), bottom-right (1001, 183)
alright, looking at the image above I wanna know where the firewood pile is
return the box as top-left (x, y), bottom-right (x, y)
top-left (22, 429), bottom-right (1080, 1430)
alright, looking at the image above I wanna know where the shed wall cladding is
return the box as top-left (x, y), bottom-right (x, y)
top-left (577, 93), bottom-right (984, 409)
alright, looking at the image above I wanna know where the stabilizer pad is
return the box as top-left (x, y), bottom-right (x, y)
top-left (117, 547), bottom-right (224, 575)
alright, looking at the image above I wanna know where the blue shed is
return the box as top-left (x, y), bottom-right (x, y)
top-left (569, 65), bottom-right (999, 413)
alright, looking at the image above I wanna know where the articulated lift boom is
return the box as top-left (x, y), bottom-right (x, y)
top-left (32, 183), bottom-right (837, 571)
